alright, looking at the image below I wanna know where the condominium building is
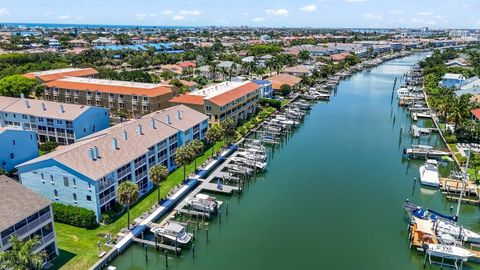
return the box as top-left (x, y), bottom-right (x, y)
top-left (0, 96), bottom-right (110, 145)
top-left (0, 127), bottom-right (39, 172)
top-left (24, 68), bottom-right (98, 83)
top-left (43, 77), bottom-right (178, 118)
top-left (17, 105), bottom-right (208, 221)
top-left (0, 175), bottom-right (58, 262)
top-left (169, 81), bottom-right (260, 125)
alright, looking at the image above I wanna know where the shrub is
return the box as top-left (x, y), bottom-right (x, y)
top-left (445, 134), bottom-right (457, 144)
top-left (52, 203), bottom-right (98, 229)
top-left (260, 98), bottom-right (282, 109)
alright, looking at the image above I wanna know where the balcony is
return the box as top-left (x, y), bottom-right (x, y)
top-left (1, 211), bottom-right (53, 247)
top-left (99, 192), bottom-right (116, 206)
top-left (99, 178), bottom-right (115, 192)
top-left (135, 171), bottom-right (147, 181)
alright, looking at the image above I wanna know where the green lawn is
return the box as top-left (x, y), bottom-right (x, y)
top-left (52, 141), bottom-right (224, 270)
top-left (448, 143), bottom-right (464, 164)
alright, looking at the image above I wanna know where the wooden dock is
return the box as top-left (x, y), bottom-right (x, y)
top-left (131, 237), bottom-right (181, 253)
top-left (202, 182), bottom-right (238, 194)
top-left (440, 178), bottom-right (480, 205)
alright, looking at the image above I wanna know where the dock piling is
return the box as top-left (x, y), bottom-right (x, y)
top-left (206, 228), bottom-right (209, 243)
top-left (165, 250), bottom-right (168, 268)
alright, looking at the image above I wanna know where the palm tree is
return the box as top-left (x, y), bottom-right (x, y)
top-left (208, 61), bottom-right (219, 81)
top-left (265, 59), bottom-right (275, 76)
top-left (117, 181), bottom-right (139, 230)
top-left (188, 139), bottom-right (204, 170)
top-left (148, 164), bottom-right (169, 203)
top-left (205, 125), bottom-right (223, 157)
top-left (175, 146), bottom-right (194, 181)
top-left (0, 235), bottom-right (46, 270)
top-left (449, 95), bottom-right (474, 131)
top-left (220, 66), bottom-right (229, 81)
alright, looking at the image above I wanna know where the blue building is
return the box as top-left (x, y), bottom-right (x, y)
top-left (0, 127), bottom-right (39, 172)
top-left (0, 96), bottom-right (110, 145)
top-left (439, 73), bottom-right (466, 89)
top-left (17, 105), bottom-right (208, 221)
top-left (252, 80), bottom-right (274, 98)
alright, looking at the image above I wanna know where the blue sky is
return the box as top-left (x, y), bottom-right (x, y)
top-left (0, 0), bottom-right (478, 28)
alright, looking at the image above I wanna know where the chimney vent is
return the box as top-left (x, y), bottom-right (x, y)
top-left (122, 130), bottom-right (128, 140)
top-left (112, 138), bottom-right (118, 149)
top-left (176, 110), bottom-right (181, 119)
top-left (136, 124), bottom-right (143, 135)
top-left (88, 148), bottom-right (96, 160)
top-left (166, 115), bottom-right (171, 124)
top-left (150, 118), bottom-right (156, 129)
top-left (93, 146), bottom-right (100, 159)
top-left (60, 104), bottom-right (65, 113)
top-left (24, 100), bottom-right (30, 108)
top-left (41, 102), bottom-right (46, 111)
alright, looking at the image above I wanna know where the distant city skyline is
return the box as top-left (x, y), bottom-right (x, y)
top-left (0, 0), bottom-right (479, 29)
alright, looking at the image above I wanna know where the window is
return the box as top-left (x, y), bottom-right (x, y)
top-left (9, 153), bottom-right (14, 159)
top-left (73, 178), bottom-right (76, 187)
top-left (50, 175), bottom-right (54, 184)
top-left (41, 173), bottom-right (44, 180)
top-left (63, 177), bottom-right (69, 187)
top-left (88, 182), bottom-right (91, 190)
top-left (73, 193), bottom-right (77, 203)
top-left (57, 120), bottom-right (62, 124)
top-left (38, 117), bottom-right (44, 122)
top-left (22, 115), bottom-right (28, 120)
top-left (205, 105), bottom-right (212, 112)
top-left (86, 195), bottom-right (92, 201)
top-left (12, 140), bottom-right (15, 146)
top-left (54, 189), bottom-right (58, 198)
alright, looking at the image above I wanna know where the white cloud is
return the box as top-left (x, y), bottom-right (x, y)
top-left (136, 13), bottom-right (147, 20)
top-left (179, 10), bottom-right (202, 16)
top-left (173, 15), bottom-right (185, 20)
top-left (252, 17), bottom-right (266, 22)
top-left (0, 8), bottom-right (9, 17)
top-left (57, 15), bottom-right (72, 20)
top-left (266, 8), bottom-right (288, 16)
top-left (44, 11), bottom-right (55, 17)
top-left (299, 4), bottom-right (317, 12)
top-left (345, 0), bottom-right (367, 3)
top-left (364, 13), bottom-right (382, 20)
top-left (417, 11), bottom-right (434, 16)
top-left (162, 10), bottom-right (173, 15)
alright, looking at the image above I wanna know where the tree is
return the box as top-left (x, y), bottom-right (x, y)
top-left (149, 164), bottom-right (169, 203)
top-left (0, 235), bottom-right (46, 270)
top-left (175, 146), bottom-right (194, 181)
top-left (0, 75), bottom-right (39, 97)
top-left (39, 141), bottom-right (58, 154)
top-left (220, 117), bottom-right (237, 145)
top-left (280, 84), bottom-right (292, 96)
top-left (205, 125), bottom-right (223, 157)
top-left (298, 50), bottom-right (311, 62)
top-left (208, 61), bottom-right (219, 81)
top-left (117, 181), bottom-right (139, 230)
top-left (188, 139), bottom-right (204, 170)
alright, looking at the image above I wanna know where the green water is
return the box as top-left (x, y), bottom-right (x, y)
top-left (109, 54), bottom-right (480, 270)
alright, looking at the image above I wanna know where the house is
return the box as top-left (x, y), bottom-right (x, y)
top-left (0, 96), bottom-right (110, 145)
top-left (266, 74), bottom-right (302, 92)
top-left (439, 73), bottom-right (466, 88)
top-left (92, 37), bottom-right (116, 47)
top-left (0, 127), bottom-right (38, 171)
top-left (252, 80), bottom-right (274, 98)
top-left (281, 65), bottom-right (313, 77)
top-left (68, 39), bottom-right (89, 48)
top-left (16, 105), bottom-right (208, 222)
top-left (258, 55), bottom-right (273, 67)
top-left (196, 65), bottom-right (213, 80)
top-left (0, 175), bottom-right (58, 262)
top-left (455, 76), bottom-right (480, 97)
top-left (43, 77), bottom-right (178, 118)
top-left (159, 64), bottom-right (184, 76)
top-left (47, 38), bottom-right (61, 49)
top-left (446, 57), bottom-right (470, 68)
top-left (24, 68), bottom-right (99, 83)
top-left (330, 52), bottom-right (351, 62)
top-left (178, 61), bottom-right (196, 69)
top-left (170, 81), bottom-right (260, 125)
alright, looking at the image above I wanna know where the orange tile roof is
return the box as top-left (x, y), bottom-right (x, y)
top-left (24, 68), bottom-right (98, 82)
top-left (207, 82), bottom-right (259, 106)
top-left (472, 109), bottom-right (480, 120)
top-left (169, 95), bottom-right (205, 106)
top-left (266, 74), bottom-right (302, 90)
top-left (45, 79), bottom-right (176, 98)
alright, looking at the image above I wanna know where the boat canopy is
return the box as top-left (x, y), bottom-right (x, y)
top-left (413, 217), bottom-right (435, 235)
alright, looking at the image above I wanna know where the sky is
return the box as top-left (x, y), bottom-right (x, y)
top-left (0, 0), bottom-right (479, 29)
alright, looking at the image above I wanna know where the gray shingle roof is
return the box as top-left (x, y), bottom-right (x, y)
top-left (0, 175), bottom-right (51, 232)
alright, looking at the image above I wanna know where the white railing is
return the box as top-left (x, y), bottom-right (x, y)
top-left (99, 192), bottom-right (116, 206)
top-left (1, 211), bottom-right (52, 247)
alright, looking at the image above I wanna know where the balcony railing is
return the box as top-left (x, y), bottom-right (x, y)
top-left (1, 211), bottom-right (53, 247)
top-left (99, 192), bottom-right (116, 206)
top-left (99, 178), bottom-right (115, 192)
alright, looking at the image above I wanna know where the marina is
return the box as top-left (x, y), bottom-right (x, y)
top-left (105, 53), bottom-right (480, 270)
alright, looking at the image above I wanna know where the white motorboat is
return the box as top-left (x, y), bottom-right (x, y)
top-left (427, 244), bottom-right (474, 261)
top-left (237, 151), bottom-right (267, 162)
top-left (231, 156), bottom-right (267, 171)
top-left (243, 140), bottom-right (266, 151)
top-left (151, 223), bottom-right (192, 245)
top-left (185, 193), bottom-right (220, 214)
top-left (275, 115), bottom-right (299, 126)
top-left (419, 159), bottom-right (440, 187)
top-left (435, 220), bottom-right (480, 244)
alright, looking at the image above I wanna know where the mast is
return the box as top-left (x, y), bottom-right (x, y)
top-left (455, 144), bottom-right (472, 221)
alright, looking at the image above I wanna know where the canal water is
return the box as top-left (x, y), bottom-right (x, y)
top-left (109, 53), bottom-right (480, 270)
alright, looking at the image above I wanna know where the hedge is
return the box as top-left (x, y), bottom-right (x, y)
top-left (260, 98), bottom-right (282, 109)
top-left (52, 203), bottom-right (98, 229)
